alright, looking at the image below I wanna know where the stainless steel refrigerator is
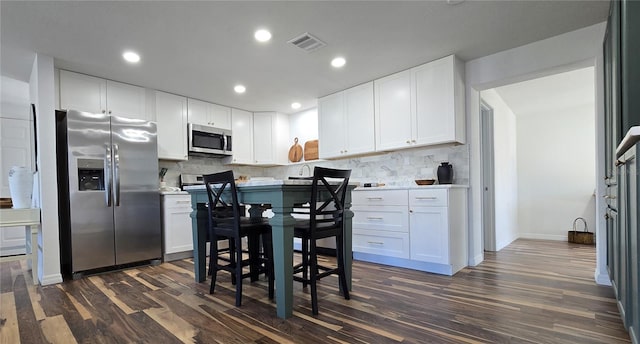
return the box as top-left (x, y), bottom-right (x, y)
top-left (56, 109), bottom-right (161, 278)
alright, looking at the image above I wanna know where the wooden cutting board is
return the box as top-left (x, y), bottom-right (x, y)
top-left (288, 138), bottom-right (303, 162)
top-left (304, 140), bottom-right (319, 161)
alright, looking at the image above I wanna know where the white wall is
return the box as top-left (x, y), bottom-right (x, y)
top-left (29, 54), bottom-right (62, 285)
top-left (288, 107), bottom-right (318, 146)
top-left (517, 104), bottom-right (596, 240)
top-left (465, 22), bottom-right (607, 284)
top-left (481, 90), bottom-right (519, 251)
top-left (1, 76), bottom-right (31, 120)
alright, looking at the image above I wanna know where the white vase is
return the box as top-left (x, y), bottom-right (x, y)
top-left (8, 166), bottom-right (33, 209)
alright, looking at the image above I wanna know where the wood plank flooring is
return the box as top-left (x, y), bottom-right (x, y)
top-left (0, 239), bottom-right (631, 343)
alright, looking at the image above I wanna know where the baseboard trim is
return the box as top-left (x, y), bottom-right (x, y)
top-left (40, 273), bottom-right (63, 286)
top-left (519, 233), bottom-right (567, 241)
top-left (594, 269), bottom-right (612, 286)
top-left (469, 253), bottom-right (483, 266)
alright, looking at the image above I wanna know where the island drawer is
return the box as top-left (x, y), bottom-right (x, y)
top-left (353, 230), bottom-right (410, 259)
top-left (409, 189), bottom-right (448, 207)
top-left (352, 205), bottom-right (408, 233)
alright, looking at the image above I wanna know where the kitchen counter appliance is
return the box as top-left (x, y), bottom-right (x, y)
top-left (56, 109), bottom-right (161, 278)
top-left (188, 123), bottom-right (232, 156)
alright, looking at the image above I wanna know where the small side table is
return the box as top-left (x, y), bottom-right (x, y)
top-left (0, 208), bottom-right (41, 285)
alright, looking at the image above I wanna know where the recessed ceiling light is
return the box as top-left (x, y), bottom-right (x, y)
top-left (291, 102), bottom-right (301, 109)
top-left (234, 85), bottom-right (246, 94)
top-left (122, 51), bottom-right (140, 63)
top-left (254, 29), bottom-right (272, 42)
top-left (331, 57), bottom-right (346, 68)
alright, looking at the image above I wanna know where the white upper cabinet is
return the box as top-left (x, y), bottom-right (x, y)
top-left (318, 91), bottom-right (345, 158)
top-left (374, 70), bottom-right (413, 150)
top-left (319, 82), bottom-right (375, 159)
top-left (252, 112), bottom-right (289, 165)
top-left (187, 98), bottom-right (231, 129)
top-left (374, 55), bottom-right (465, 151)
top-left (228, 108), bottom-right (254, 164)
top-left (413, 56), bottom-right (465, 145)
top-left (155, 91), bottom-right (188, 160)
top-left (59, 70), bottom-right (149, 121)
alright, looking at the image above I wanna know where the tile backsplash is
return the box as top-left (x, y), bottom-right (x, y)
top-left (159, 144), bottom-right (469, 187)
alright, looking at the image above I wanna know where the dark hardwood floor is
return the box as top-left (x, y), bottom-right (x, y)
top-left (0, 239), bottom-right (631, 343)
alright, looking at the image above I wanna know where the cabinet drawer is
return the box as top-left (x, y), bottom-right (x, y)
top-left (353, 230), bottom-right (410, 259)
top-left (409, 189), bottom-right (447, 207)
top-left (352, 205), bottom-right (408, 232)
top-left (162, 195), bottom-right (192, 209)
top-left (353, 189), bottom-right (407, 206)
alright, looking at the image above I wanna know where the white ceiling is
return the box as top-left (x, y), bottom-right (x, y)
top-left (0, 1), bottom-right (609, 114)
top-left (494, 66), bottom-right (596, 117)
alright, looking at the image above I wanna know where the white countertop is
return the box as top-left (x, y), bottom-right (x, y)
top-left (353, 184), bottom-right (469, 191)
top-left (183, 179), bottom-right (361, 190)
top-left (160, 190), bottom-right (188, 195)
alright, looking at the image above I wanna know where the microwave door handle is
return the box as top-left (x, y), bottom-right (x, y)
top-left (223, 135), bottom-right (228, 152)
top-left (105, 145), bottom-right (112, 207)
top-left (113, 143), bottom-right (120, 206)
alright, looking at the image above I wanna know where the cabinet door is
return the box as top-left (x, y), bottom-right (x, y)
top-left (318, 92), bottom-right (346, 159)
top-left (345, 82), bottom-right (375, 155)
top-left (375, 70), bottom-right (412, 151)
top-left (0, 118), bottom-right (33, 197)
top-left (59, 70), bottom-right (106, 114)
top-left (230, 108), bottom-right (254, 164)
top-left (162, 195), bottom-right (194, 255)
top-left (253, 112), bottom-right (274, 164)
top-left (413, 56), bottom-right (456, 145)
top-left (409, 206), bottom-right (449, 264)
top-left (106, 80), bottom-right (147, 120)
top-left (0, 118), bottom-right (33, 255)
top-left (210, 103), bottom-right (232, 130)
top-left (155, 91), bottom-right (188, 160)
top-left (187, 98), bottom-right (210, 126)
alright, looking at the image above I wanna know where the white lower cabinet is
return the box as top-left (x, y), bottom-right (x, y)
top-left (352, 187), bottom-right (468, 275)
top-left (161, 193), bottom-right (194, 261)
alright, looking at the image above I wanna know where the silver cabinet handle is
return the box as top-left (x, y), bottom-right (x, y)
top-left (113, 143), bottom-right (120, 206)
top-left (105, 145), bottom-right (112, 207)
top-left (415, 196), bottom-right (437, 200)
top-left (366, 197), bottom-right (383, 200)
top-left (367, 241), bottom-right (384, 245)
top-left (604, 195), bottom-right (617, 199)
top-left (366, 216), bottom-right (384, 220)
top-left (176, 200), bottom-right (192, 204)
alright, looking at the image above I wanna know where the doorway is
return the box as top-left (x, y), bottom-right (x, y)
top-left (480, 102), bottom-right (496, 252)
top-left (480, 67), bottom-right (597, 252)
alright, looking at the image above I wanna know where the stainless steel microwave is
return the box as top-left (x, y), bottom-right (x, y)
top-left (188, 123), bottom-right (232, 156)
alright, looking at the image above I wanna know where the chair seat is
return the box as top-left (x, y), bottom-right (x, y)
top-left (294, 220), bottom-right (340, 239)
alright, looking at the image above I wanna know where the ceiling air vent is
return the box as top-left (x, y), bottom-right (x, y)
top-left (288, 32), bottom-right (326, 53)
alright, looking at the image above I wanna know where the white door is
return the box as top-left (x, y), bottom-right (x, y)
top-left (156, 91), bottom-right (188, 160)
top-left (59, 70), bottom-right (106, 114)
top-left (230, 109), bottom-right (254, 164)
top-left (413, 56), bottom-right (455, 145)
top-left (105, 80), bottom-right (147, 120)
top-left (375, 70), bottom-right (412, 151)
top-left (345, 81), bottom-right (375, 155)
top-left (318, 91), bottom-right (345, 159)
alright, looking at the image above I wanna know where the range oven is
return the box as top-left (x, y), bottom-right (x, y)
top-left (188, 123), bottom-right (232, 156)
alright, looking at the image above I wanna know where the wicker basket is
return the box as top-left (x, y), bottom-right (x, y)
top-left (568, 217), bottom-right (594, 245)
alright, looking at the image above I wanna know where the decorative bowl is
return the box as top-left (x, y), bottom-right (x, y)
top-left (415, 179), bottom-right (436, 186)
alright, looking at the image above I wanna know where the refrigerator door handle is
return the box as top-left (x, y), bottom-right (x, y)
top-left (105, 145), bottom-right (112, 207)
top-left (113, 143), bottom-right (121, 206)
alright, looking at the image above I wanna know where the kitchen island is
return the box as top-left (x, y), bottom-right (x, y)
top-left (184, 179), bottom-right (356, 319)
